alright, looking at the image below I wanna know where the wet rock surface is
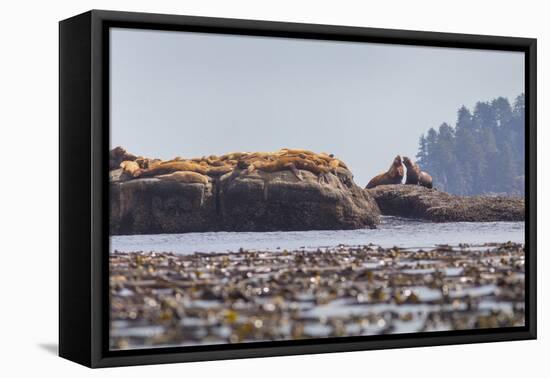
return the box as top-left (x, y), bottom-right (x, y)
top-left (368, 185), bottom-right (524, 222)
top-left (110, 168), bottom-right (380, 235)
top-left (110, 242), bottom-right (525, 350)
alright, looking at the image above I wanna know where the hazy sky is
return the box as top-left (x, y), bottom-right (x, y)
top-left (110, 28), bottom-right (524, 186)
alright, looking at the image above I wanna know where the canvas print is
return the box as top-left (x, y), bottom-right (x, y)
top-left (108, 28), bottom-right (526, 351)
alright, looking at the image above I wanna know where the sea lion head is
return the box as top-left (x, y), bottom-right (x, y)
top-left (402, 156), bottom-right (413, 168)
top-left (393, 155), bottom-right (402, 167)
top-left (237, 159), bottom-right (251, 169)
top-left (111, 146), bottom-right (126, 157)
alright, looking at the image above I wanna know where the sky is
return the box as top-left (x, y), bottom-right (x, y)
top-left (110, 28), bottom-right (524, 187)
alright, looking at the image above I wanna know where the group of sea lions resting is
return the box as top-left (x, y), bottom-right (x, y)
top-left (110, 146), bottom-right (350, 185)
top-left (366, 155), bottom-right (432, 189)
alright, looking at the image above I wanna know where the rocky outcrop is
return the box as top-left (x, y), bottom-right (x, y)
top-left (110, 168), bottom-right (380, 235)
top-left (368, 184), bottom-right (524, 222)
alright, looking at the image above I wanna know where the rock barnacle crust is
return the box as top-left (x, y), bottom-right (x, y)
top-left (368, 184), bottom-right (524, 222)
top-left (109, 147), bottom-right (380, 235)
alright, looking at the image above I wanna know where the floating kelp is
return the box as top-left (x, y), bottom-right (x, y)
top-left (109, 243), bottom-right (525, 350)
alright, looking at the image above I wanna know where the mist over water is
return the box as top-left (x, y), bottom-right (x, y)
top-left (110, 217), bottom-right (525, 255)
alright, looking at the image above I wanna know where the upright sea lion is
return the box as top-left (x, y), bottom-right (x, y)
top-left (403, 156), bottom-right (433, 189)
top-left (366, 155), bottom-right (404, 189)
top-left (155, 171), bottom-right (210, 185)
top-left (403, 156), bottom-right (420, 185)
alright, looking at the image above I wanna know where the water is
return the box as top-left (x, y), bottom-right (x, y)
top-left (110, 216), bottom-right (525, 254)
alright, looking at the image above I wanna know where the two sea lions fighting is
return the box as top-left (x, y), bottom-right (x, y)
top-left (366, 155), bottom-right (433, 189)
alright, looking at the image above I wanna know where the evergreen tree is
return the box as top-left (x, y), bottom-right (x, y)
top-left (416, 94), bottom-right (525, 196)
top-left (416, 135), bottom-right (428, 167)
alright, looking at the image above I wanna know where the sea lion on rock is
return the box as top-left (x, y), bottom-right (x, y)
top-left (366, 155), bottom-right (404, 189)
top-left (156, 171), bottom-right (210, 185)
top-left (120, 160), bottom-right (141, 177)
top-left (246, 156), bottom-right (331, 182)
top-left (418, 171), bottom-right (433, 189)
top-left (136, 161), bottom-right (208, 178)
top-left (110, 146), bottom-right (137, 171)
top-left (403, 156), bottom-right (433, 189)
top-left (219, 152), bottom-right (250, 161)
top-left (280, 150), bottom-right (349, 172)
top-left (403, 156), bottom-right (421, 185)
top-left (135, 157), bottom-right (162, 170)
top-left (206, 165), bottom-right (234, 177)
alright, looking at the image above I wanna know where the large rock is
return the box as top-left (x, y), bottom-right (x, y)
top-left (217, 168), bottom-right (379, 232)
top-left (110, 178), bottom-right (217, 235)
top-left (368, 184), bottom-right (524, 222)
top-left (110, 168), bottom-right (380, 235)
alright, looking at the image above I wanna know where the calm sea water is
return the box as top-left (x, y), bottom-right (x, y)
top-left (110, 216), bottom-right (525, 254)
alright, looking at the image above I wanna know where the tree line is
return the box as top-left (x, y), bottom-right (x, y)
top-left (416, 94), bottom-right (525, 196)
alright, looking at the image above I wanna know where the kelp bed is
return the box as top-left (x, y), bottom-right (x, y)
top-left (110, 242), bottom-right (525, 350)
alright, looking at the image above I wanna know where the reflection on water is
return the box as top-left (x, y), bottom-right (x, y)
top-left (110, 216), bottom-right (525, 254)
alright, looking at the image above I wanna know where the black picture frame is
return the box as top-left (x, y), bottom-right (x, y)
top-left (59, 9), bottom-right (537, 368)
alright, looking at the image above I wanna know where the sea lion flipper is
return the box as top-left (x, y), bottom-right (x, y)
top-left (286, 163), bottom-right (303, 181)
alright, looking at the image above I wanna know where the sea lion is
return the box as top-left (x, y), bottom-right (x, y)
top-left (282, 150), bottom-right (349, 171)
top-left (418, 171), bottom-right (433, 189)
top-left (403, 156), bottom-right (433, 189)
top-left (366, 155), bottom-right (404, 189)
top-left (219, 152), bottom-right (250, 161)
top-left (136, 161), bottom-right (208, 178)
top-left (278, 148), bottom-right (316, 157)
top-left (236, 153), bottom-right (277, 169)
top-left (206, 165), bottom-right (234, 176)
top-left (110, 146), bottom-right (137, 171)
top-left (246, 156), bottom-right (331, 182)
top-left (119, 160), bottom-right (141, 177)
top-left (135, 157), bottom-right (162, 170)
top-left (155, 171), bottom-right (210, 185)
top-left (403, 156), bottom-right (421, 185)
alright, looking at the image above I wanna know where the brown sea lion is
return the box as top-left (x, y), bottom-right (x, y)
top-left (283, 150), bottom-right (349, 172)
top-left (366, 155), bottom-right (404, 189)
top-left (119, 160), bottom-right (141, 177)
top-left (236, 153), bottom-right (278, 169)
top-left (110, 146), bottom-right (137, 171)
top-left (247, 156), bottom-right (330, 181)
top-left (418, 171), bottom-right (433, 189)
top-left (135, 157), bottom-right (162, 170)
top-left (403, 156), bottom-right (420, 185)
top-left (155, 171), bottom-right (210, 185)
top-left (219, 152), bottom-right (250, 161)
top-left (278, 148), bottom-right (316, 157)
top-left (136, 161), bottom-right (208, 178)
top-left (403, 156), bottom-right (433, 188)
top-left (206, 165), bottom-right (234, 176)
